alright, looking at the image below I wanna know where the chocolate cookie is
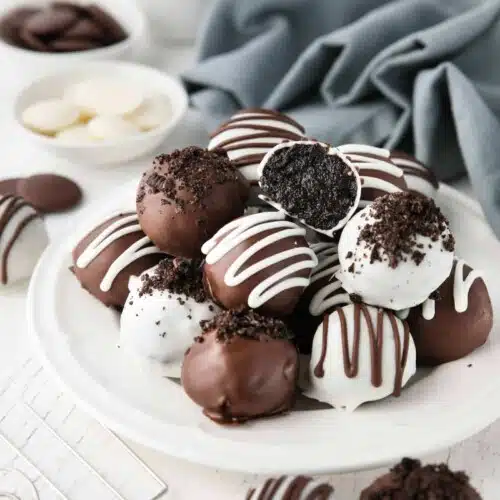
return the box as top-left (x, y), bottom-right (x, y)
top-left (17, 174), bottom-right (82, 213)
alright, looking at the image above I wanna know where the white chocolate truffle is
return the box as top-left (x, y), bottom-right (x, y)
top-left (258, 141), bottom-right (361, 238)
top-left (0, 195), bottom-right (49, 287)
top-left (127, 95), bottom-right (172, 131)
top-left (55, 124), bottom-right (98, 144)
top-left (22, 99), bottom-right (80, 135)
top-left (120, 261), bottom-right (220, 378)
top-left (64, 77), bottom-right (144, 116)
top-left (87, 115), bottom-right (140, 140)
top-left (208, 108), bottom-right (305, 183)
top-left (305, 304), bottom-right (416, 411)
top-left (337, 192), bottom-right (455, 310)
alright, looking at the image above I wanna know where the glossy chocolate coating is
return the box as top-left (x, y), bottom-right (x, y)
top-left (182, 329), bottom-right (298, 423)
top-left (407, 261), bottom-right (492, 366)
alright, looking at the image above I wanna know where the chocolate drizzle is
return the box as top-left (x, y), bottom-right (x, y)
top-left (314, 304), bottom-right (410, 397)
top-left (0, 195), bottom-right (39, 284)
top-left (246, 475), bottom-right (335, 500)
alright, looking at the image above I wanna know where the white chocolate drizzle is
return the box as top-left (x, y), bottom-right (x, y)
top-left (398, 259), bottom-right (483, 320)
top-left (76, 213), bottom-right (163, 292)
top-left (246, 475), bottom-right (335, 499)
top-left (337, 144), bottom-right (405, 208)
top-left (202, 211), bottom-right (318, 309)
top-left (309, 243), bottom-right (351, 316)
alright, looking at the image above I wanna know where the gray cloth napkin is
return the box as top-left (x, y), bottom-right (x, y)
top-left (183, 0), bottom-right (500, 237)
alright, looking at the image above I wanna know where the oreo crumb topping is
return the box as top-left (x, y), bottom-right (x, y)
top-left (199, 308), bottom-right (293, 343)
top-left (358, 192), bottom-right (455, 268)
top-left (362, 457), bottom-right (481, 499)
top-left (260, 143), bottom-right (358, 230)
top-left (137, 146), bottom-right (241, 212)
top-left (139, 257), bottom-right (207, 303)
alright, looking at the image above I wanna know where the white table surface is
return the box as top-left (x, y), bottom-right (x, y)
top-left (0, 43), bottom-right (497, 499)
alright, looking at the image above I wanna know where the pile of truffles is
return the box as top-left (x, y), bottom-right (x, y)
top-left (70, 108), bottom-right (493, 423)
top-left (0, 2), bottom-right (127, 53)
top-left (244, 457), bottom-right (482, 499)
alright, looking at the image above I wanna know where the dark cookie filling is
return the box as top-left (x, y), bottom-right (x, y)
top-left (259, 143), bottom-right (358, 230)
top-left (199, 308), bottom-right (293, 343)
top-left (358, 191), bottom-right (455, 268)
top-left (139, 257), bottom-right (207, 303)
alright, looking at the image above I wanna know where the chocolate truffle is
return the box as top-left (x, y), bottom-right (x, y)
top-left (400, 259), bottom-right (492, 366)
top-left (202, 211), bottom-right (318, 317)
top-left (208, 108), bottom-right (306, 184)
top-left (336, 144), bottom-right (407, 207)
top-left (360, 457), bottom-right (481, 499)
top-left (0, 178), bottom-right (21, 196)
top-left (258, 141), bottom-right (361, 237)
top-left (120, 257), bottom-right (220, 377)
top-left (0, 195), bottom-right (49, 286)
top-left (246, 476), bottom-right (335, 499)
top-left (72, 212), bottom-right (165, 307)
top-left (338, 192), bottom-right (455, 310)
top-left (137, 147), bottom-right (249, 259)
top-left (181, 309), bottom-right (298, 423)
top-left (293, 242), bottom-right (351, 353)
top-left (305, 304), bottom-right (416, 411)
top-left (391, 150), bottom-right (439, 199)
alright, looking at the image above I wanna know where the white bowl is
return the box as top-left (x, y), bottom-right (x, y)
top-left (0, 0), bottom-right (147, 80)
top-left (14, 61), bottom-right (189, 165)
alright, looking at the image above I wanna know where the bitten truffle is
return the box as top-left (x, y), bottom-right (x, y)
top-left (181, 309), bottom-right (298, 423)
top-left (338, 192), bottom-right (455, 310)
top-left (202, 211), bottom-right (318, 317)
top-left (137, 147), bottom-right (249, 259)
top-left (360, 457), bottom-right (481, 499)
top-left (72, 212), bottom-right (165, 307)
top-left (401, 259), bottom-right (492, 366)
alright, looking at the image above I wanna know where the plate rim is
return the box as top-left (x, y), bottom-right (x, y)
top-left (26, 181), bottom-right (500, 475)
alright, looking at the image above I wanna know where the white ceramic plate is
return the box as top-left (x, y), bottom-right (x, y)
top-left (27, 180), bottom-right (500, 475)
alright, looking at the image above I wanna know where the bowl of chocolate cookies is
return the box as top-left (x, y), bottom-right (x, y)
top-left (26, 108), bottom-right (500, 474)
top-left (0, 0), bottom-right (146, 78)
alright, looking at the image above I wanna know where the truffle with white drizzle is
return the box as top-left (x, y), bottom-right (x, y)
top-left (336, 144), bottom-right (407, 207)
top-left (304, 303), bottom-right (417, 411)
top-left (0, 195), bottom-right (48, 287)
top-left (399, 259), bottom-right (492, 366)
top-left (72, 212), bottom-right (165, 307)
top-left (293, 242), bottom-right (351, 353)
top-left (120, 258), bottom-right (220, 378)
top-left (202, 211), bottom-right (318, 317)
top-left (208, 108), bottom-right (306, 184)
top-left (258, 141), bottom-right (361, 238)
top-left (391, 150), bottom-right (439, 199)
top-left (246, 475), bottom-right (335, 499)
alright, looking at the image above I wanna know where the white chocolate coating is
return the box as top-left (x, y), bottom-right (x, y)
top-left (305, 304), bottom-right (416, 411)
top-left (337, 144), bottom-right (405, 208)
top-left (64, 78), bottom-right (144, 116)
top-left (208, 109), bottom-right (305, 182)
top-left (398, 259), bottom-right (483, 320)
top-left (308, 243), bottom-right (350, 316)
top-left (0, 196), bottom-right (48, 287)
top-left (337, 206), bottom-right (454, 310)
top-left (257, 141), bottom-right (362, 237)
top-left (202, 211), bottom-right (318, 309)
top-left (87, 115), bottom-right (140, 140)
top-left (76, 213), bottom-right (163, 292)
top-left (120, 267), bottom-right (220, 378)
top-left (22, 99), bottom-right (80, 134)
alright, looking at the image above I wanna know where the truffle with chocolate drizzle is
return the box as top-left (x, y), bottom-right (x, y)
top-left (246, 475), bottom-right (335, 499)
top-left (208, 108), bottom-right (306, 184)
top-left (304, 303), bottom-right (416, 411)
top-left (72, 212), bottom-right (165, 307)
top-left (337, 144), bottom-right (407, 207)
top-left (202, 211), bottom-right (318, 317)
top-left (399, 259), bottom-right (492, 366)
top-left (0, 194), bottom-right (48, 286)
